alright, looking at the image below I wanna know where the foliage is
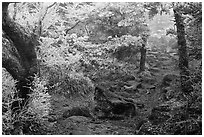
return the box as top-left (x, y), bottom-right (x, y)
top-left (185, 4), bottom-right (202, 59)
top-left (39, 36), bottom-right (82, 70)
top-left (166, 28), bottom-right (177, 36)
top-left (189, 61), bottom-right (202, 106)
top-left (9, 2), bottom-right (149, 43)
top-left (2, 2), bottom-right (201, 135)
top-left (2, 68), bottom-right (18, 134)
top-left (38, 34), bottom-right (95, 100)
top-left (81, 2), bottom-right (149, 43)
top-left (108, 35), bottom-right (142, 62)
top-left (27, 76), bottom-right (51, 121)
top-left (144, 2), bottom-right (171, 19)
top-left (2, 69), bottom-right (50, 135)
top-left (8, 3), bottom-right (40, 32)
top-left (53, 72), bottom-right (94, 97)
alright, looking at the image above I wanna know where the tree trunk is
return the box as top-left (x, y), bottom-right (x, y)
top-left (139, 43), bottom-right (146, 72)
top-left (173, 8), bottom-right (193, 94)
top-left (2, 2), bottom-right (38, 111)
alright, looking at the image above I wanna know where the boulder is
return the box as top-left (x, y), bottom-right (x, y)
top-left (122, 75), bottom-right (136, 82)
top-left (161, 73), bottom-right (179, 87)
top-left (62, 107), bottom-right (94, 119)
top-left (148, 106), bottom-right (171, 125)
top-left (68, 116), bottom-right (90, 122)
top-left (94, 86), bottom-right (136, 119)
top-left (149, 67), bottom-right (160, 73)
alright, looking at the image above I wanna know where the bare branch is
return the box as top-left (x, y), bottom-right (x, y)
top-left (65, 21), bottom-right (81, 35)
top-left (41, 2), bottom-right (57, 21)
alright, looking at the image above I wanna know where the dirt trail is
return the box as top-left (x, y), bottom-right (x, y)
top-left (45, 50), bottom-right (179, 135)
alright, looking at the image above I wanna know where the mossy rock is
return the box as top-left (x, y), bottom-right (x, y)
top-left (62, 107), bottom-right (94, 119)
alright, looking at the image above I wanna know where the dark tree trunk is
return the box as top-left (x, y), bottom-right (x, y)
top-left (2, 2), bottom-right (38, 111)
top-left (173, 8), bottom-right (193, 94)
top-left (139, 43), bottom-right (146, 72)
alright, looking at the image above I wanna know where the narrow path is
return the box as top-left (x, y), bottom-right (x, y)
top-left (45, 50), bottom-right (179, 135)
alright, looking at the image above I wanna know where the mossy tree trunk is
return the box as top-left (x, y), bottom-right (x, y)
top-left (139, 43), bottom-right (146, 72)
top-left (173, 7), bottom-right (193, 94)
top-left (2, 2), bottom-right (38, 111)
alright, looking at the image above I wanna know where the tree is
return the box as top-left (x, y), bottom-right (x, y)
top-left (173, 4), bottom-right (191, 94)
top-left (172, 2), bottom-right (202, 94)
top-left (2, 2), bottom-right (38, 111)
top-left (145, 2), bottom-right (196, 94)
top-left (86, 2), bottom-right (149, 43)
top-left (184, 3), bottom-right (202, 60)
top-left (139, 36), bottom-right (147, 72)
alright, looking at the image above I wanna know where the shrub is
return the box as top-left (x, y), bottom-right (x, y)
top-left (53, 71), bottom-right (94, 98)
top-left (107, 35), bottom-right (141, 63)
top-left (2, 68), bottom-right (18, 134)
top-left (2, 68), bottom-right (51, 135)
top-left (27, 76), bottom-right (51, 121)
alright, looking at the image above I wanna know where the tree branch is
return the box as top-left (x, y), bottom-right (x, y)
top-left (35, 2), bottom-right (56, 37)
top-left (65, 20), bottom-right (81, 35)
top-left (41, 2), bottom-right (57, 21)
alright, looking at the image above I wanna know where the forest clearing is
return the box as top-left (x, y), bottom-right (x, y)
top-left (2, 2), bottom-right (202, 135)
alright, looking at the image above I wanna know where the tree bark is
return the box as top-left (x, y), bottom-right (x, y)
top-left (2, 2), bottom-right (38, 110)
top-left (173, 7), bottom-right (193, 94)
top-left (139, 43), bottom-right (146, 72)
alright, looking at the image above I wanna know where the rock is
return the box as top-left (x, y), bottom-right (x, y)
top-left (141, 77), bottom-right (156, 85)
top-left (161, 73), bottom-right (179, 87)
top-left (94, 86), bottom-right (136, 119)
top-left (62, 107), bottom-right (94, 119)
top-left (159, 56), bottom-right (169, 61)
top-left (123, 75), bottom-right (136, 82)
top-left (143, 84), bottom-right (156, 90)
top-left (136, 103), bottom-right (145, 109)
top-left (124, 80), bottom-right (143, 90)
top-left (123, 82), bottom-right (140, 91)
top-left (68, 116), bottom-right (90, 122)
top-left (148, 100), bottom-right (185, 125)
top-left (125, 80), bottom-right (139, 86)
top-left (138, 70), bottom-right (152, 78)
top-left (153, 105), bottom-right (171, 112)
top-left (109, 85), bottom-right (120, 93)
top-left (153, 62), bottom-right (162, 68)
top-left (148, 51), bottom-right (159, 55)
top-left (47, 116), bottom-right (57, 122)
top-left (147, 54), bottom-right (156, 59)
top-left (148, 108), bottom-right (171, 125)
top-left (148, 102), bottom-right (176, 125)
top-left (149, 67), bottom-right (160, 73)
top-left (136, 83), bottom-right (143, 89)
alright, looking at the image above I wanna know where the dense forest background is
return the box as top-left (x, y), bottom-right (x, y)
top-left (2, 2), bottom-right (202, 135)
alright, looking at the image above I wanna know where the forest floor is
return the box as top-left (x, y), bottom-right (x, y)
top-left (43, 50), bottom-right (181, 135)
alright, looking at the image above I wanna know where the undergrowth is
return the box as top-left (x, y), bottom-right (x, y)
top-left (2, 69), bottom-right (51, 135)
top-left (139, 65), bottom-right (202, 135)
